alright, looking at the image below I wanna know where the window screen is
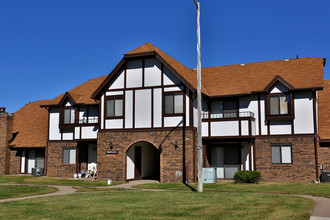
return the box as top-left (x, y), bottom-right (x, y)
top-left (164, 93), bottom-right (183, 114)
top-left (64, 109), bottom-right (71, 124)
top-left (63, 148), bottom-right (76, 164)
top-left (106, 97), bottom-right (123, 117)
top-left (271, 144), bottom-right (292, 164)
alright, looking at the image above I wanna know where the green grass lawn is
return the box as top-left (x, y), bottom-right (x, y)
top-left (134, 182), bottom-right (330, 198)
top-left (0, 185), bottom-right (58, 199)
top-left (0, 191), bottom-right (313, 219)
top-left (0, 175), bottom-right (125, 186)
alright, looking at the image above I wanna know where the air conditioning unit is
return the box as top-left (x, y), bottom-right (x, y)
top-left (321, 171), bottom-right (330, 183)
top-left (32, 167), bottom-right (44, 177)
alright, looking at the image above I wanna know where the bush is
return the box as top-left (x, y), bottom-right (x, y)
top-left (233, 171), bottom-right (261, 183)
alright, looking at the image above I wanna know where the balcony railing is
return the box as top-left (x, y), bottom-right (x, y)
top-left (202, 111), bottom-right (255, 119)
top-left (76, 117), bottom-right (98, 124)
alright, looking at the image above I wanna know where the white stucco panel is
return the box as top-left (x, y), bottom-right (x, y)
top-left (109, 69), bottom-right (125, 90)
top-left (125, 90), bottom-right (133, 128)
top-left (163, 66), bottom-right (180, 85)
top-left (294, 92), bottom-right (314, 134)
top-left (101, 93), bottom-right (104, 129)
top-left (126, 59), bottom-right (142, 88)
top-left (211, 121), bottom-right (239, 136)
top-left (269, 120), bottom-right (291, 135)
top-left (135, 89), bottom-right (151, 128)
top-left (241, 120), bottom-right (249, 136)
top-left (164, 116), bottom-right (184, 127)
top-left (202, 122), bottom-right (208, 137)
top-left (106, 91), bottom-right (124, 96)
top-left (260, 96), bottom-right (268, 135)
top-left (49, 108), bottom-right (61, 140)
top-left (153, 88), bottom-right (162, 127)
top-left (105, 119), bottom-right (123, 129)
top-left (62, 129), bottom-right (73, 140)
top-left (144, 58), bottom-right (161, 86)
top-left (75, 127), bottom-right (80, 139)
top-left (270, 82), bottom-right (289, 93)
top-left (81, 126), bottom-right (98, 139)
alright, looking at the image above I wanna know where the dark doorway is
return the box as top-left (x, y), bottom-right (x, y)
top-left (126, 141), bottom-right (160, 181)
top-left (134, 146), bottom-right (142, 180)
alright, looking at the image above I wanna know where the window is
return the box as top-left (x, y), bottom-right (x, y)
top-left (165, 93), bottom-right (183, 114)
top-left (106, 96), bottom-right (123, 117)
top-left (270, 95), bottom-right (290, 115)
top-left (209, 99), bottom-right (237, 119)
top-left (62, 147), bottom-right (76, 164)
top-left (64, 108), bottom-right (75, 124)
top-left (271, 144), bottom-right (292, 164)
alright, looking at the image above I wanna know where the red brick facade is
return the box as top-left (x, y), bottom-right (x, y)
top-left (318, 142), bottom-right (330, 177)
top-left (97, 128), bottom-right (197, 182)
top-left (0, 113), bottom-right (13, 175)
top-left (47, 141), bottom-right (78, 177)
top-left (254, 136), bottom-right (317, 183)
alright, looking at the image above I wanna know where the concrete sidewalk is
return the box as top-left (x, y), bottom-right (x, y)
top-left (297, 195), bottom-right (330, 220)
top-left (0, 185), bottom-right (76, 203)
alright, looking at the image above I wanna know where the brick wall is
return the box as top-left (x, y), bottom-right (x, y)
top-left (0, 113), bottom-right (13, 174)
top-left (318, 142), bottom-right (330, 172)
top-left (47, 141), bottom-right (77, 177)
top-left (254, 136), bottom-right (317, 183)
top-left (97, 128), bottom-right (197, 183)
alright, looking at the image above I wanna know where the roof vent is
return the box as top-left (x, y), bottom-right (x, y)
top-left (240, 64), bottom-right (245, 66)
top-left (284, 59), bottom-right (289, 62)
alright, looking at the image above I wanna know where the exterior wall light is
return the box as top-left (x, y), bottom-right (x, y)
top-left (109, 142), bottom-right (113, 151)
top-left (172, 141), bottom-right (179, 150)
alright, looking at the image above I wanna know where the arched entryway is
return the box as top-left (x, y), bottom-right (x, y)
top-left (126, 141), bottom-right (160, 181)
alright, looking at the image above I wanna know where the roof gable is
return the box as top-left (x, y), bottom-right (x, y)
top-left (92, 43), bottom-right (208, 99)
top-left (42, 75), bottom-right (107, 106)
top-left (263, 75), bottom-right (295, 93)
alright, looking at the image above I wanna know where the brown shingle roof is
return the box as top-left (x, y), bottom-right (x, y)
top-left (318, 80), bottom-right (330, 140)
top-left (10, 100), bottom-right (49, 148)
top-left (43, 75), bottom-right (107, 106)
top-left (125, 42), bottom-right (209, 95)
top-left (201, 57), bottom-right (324, 97)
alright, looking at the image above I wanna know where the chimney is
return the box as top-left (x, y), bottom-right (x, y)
top-left (0, 107), bottom-right (13, 174)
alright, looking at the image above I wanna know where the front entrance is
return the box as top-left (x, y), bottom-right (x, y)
top-left (126, 141), bottom-right (160, 181)
top-left (209, 143), bottom-right (241, 179)
top-left (20, 148), bottom-right (45, 174)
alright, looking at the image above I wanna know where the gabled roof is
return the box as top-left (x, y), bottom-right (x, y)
top-left (92, 42), bottom-right (209, 99)
top-left (262, 75), bottom-right (295, 92)
top-left (318, 80), bottom-right (330, 140)
top-left (201, 57), bottom-right (325, 97)
top-left (42, 75), bottom-right (107, 106)
top-left (10, 100), bottom-right (49, 148)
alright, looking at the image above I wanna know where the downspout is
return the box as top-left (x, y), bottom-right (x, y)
top-left (313, 89), bottom-right (319, 181)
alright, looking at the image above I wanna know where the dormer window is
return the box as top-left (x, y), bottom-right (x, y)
top-left (64, 107), bottom-right (75, 124)
top-left (269, 94), bottom-right (290, 115)
top-left (264, 76), bottom-right (295, 120)
top-left (266, 93), bottom-right (294, 120)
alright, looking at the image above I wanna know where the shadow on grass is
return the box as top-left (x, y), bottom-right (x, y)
top-left (184, 183), bottom-right (196, 191)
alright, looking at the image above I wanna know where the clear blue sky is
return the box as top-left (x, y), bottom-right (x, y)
top-left (1, 0), bottom-right (330, 113)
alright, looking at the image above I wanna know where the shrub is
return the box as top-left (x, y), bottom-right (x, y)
top-left (233, 171), bottom-right (261, 183)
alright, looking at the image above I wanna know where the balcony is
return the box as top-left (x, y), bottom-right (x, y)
top-left (76, 117), bottom-right (98, 124)
top-left (202, 111), bottom-right (255, 119)
top-left (59, 117), bottom-right (98, 129)
top-left (202, 111), bottom-right (256, 138)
